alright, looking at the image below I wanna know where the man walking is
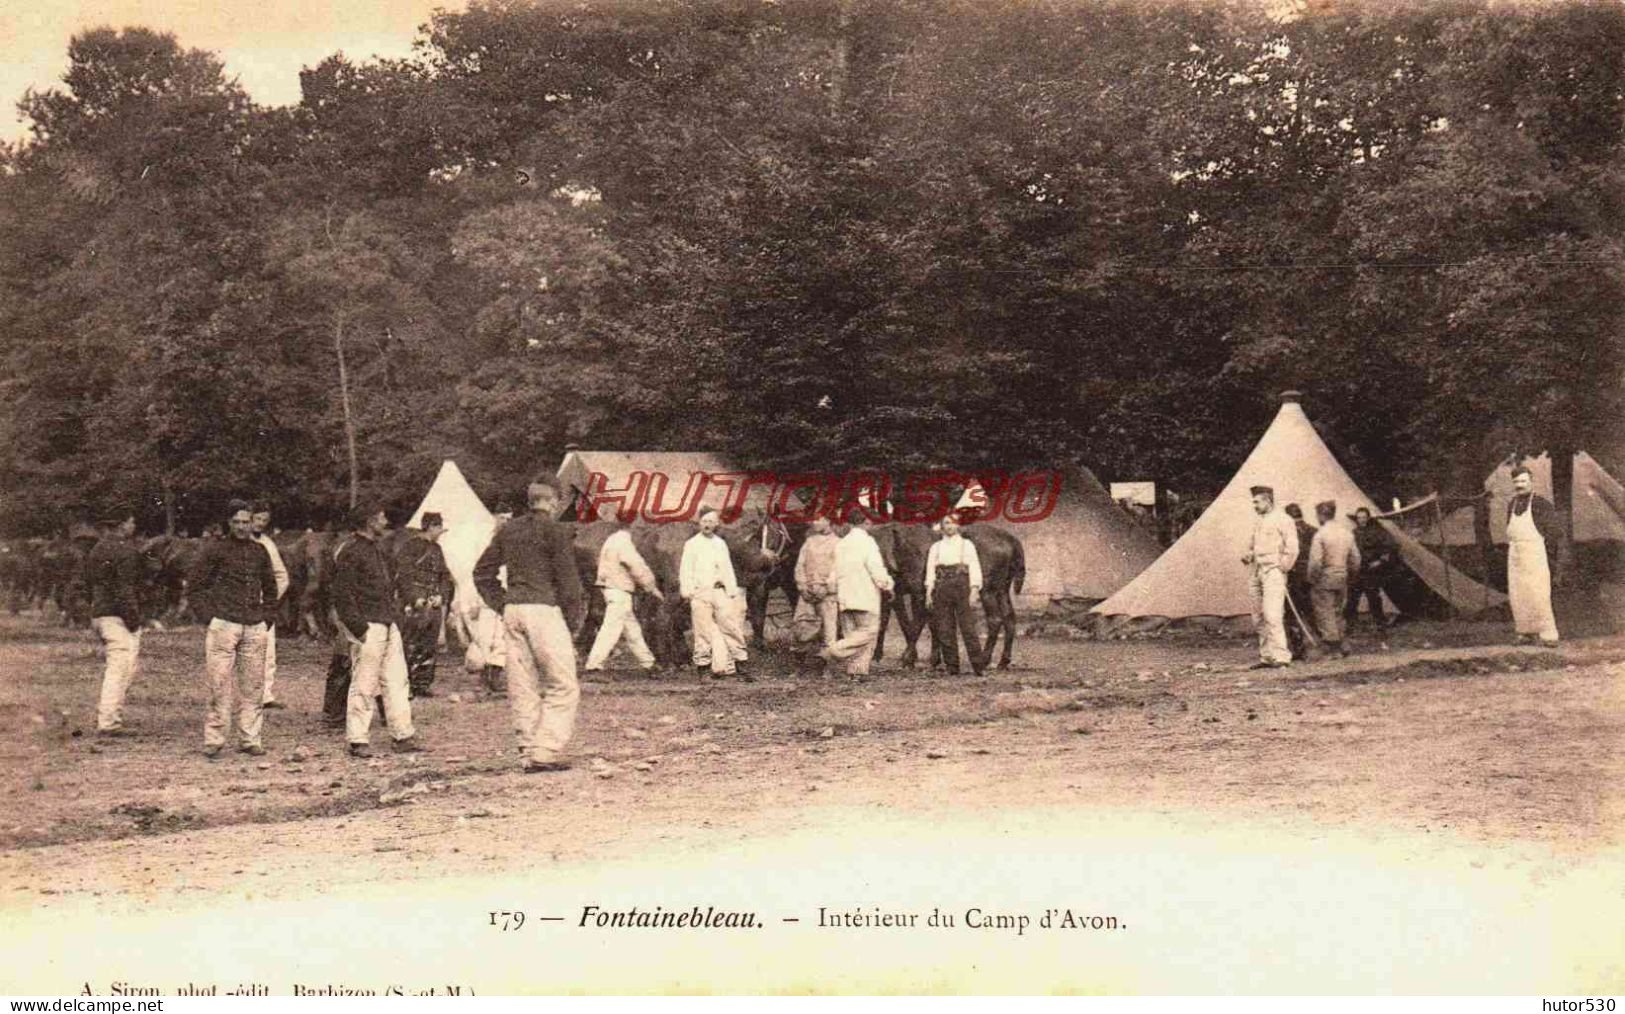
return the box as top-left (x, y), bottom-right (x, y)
top-left (1306, 500), bottom-right (1360, 657)
top-left (822, 511), bottom-right (894, 680)
top-left (331, 505), bottom-right (420, 757)
top-left (474, 479), bottom-right (586, 772)
top-left (1506, 465), bottom-right (1564, 645)
top-left (925, 515), bottom-right (985, 676)
top-left (189, 500), bottom-right (278, 758)
top-left (791, 516), bottom-right (840, 674)
top-left (396, 512), bottom-right (454, 697)
top-left (584, 517), bottom-right (663, 674)
top-left (250, 504), bottom-right (290, 710)
top-left (679, 510), bottom-right (748, 677)
top-left (87, 509), bottom-right (146, 737)
top-left (1241, 485), bottom-right (1298, 669)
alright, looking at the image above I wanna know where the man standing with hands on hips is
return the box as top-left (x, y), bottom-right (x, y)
top-left (1241, 484), bottom-right (1298, 670)
top-left (475, 479), bottom-right (586, 772)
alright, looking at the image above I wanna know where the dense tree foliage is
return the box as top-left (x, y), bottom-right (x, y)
top-left (1, 1), bottom-right (1620, 535)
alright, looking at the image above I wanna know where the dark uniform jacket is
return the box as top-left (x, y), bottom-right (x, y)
top-left (474, 513), bottom-right (585, 628)
top-left (1290, 521), bottom-right (1317, 586)
top-left (394, 535), bottom-right (452, 609)
top-left (330, 532), bottom-right (402, 635)
top-left (87, 534), bottom-right (147, 626)
top-left (188, 535), bottom-right (277, 625)
top-left (1352, 521), bottom-right (1397, 576)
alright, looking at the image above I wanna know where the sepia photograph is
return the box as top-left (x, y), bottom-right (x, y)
top-left (1, 0), bottom-right (1622, 997)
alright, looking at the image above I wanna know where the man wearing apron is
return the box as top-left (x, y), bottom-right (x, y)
top-left (1506, 464), bottom-right (1563, 645)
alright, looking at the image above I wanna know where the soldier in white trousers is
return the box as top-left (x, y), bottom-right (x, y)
top-left (585, 518), bottom-right (664, 673)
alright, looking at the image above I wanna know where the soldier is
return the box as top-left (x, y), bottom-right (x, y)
top-left (925, 515), bottom-right (985, 677)
top-left (1282, 503), bottom-right (1317, 660)
top-left (584, 516), bottom-right (663, 674)
top-left (1240, 485), bottom-right (1298, 669)
top-left (822, 510), bottom-right (895, 680)
top-left (87, 509), bottom-right (146, 737)
top-left (474, 479), bottom-right (586, 772)
top-left (791, 516), bottom-right (840, 675)
top-left (188, 500), bottom-right (278, 758)
top-left (396, 513), bottom-right (453, 697)
top-left (1306, 500), bottom-right (1360, 657)
top-left (250, 503), bottom-right (290, 710)
top-left (331, 505), bottom-right (420, 757)
top-left (1344, 508), bottom-right (1397, 628)
top-left (679, 510), bottom-right (748, 678)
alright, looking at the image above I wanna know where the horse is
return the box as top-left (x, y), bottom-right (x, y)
top-left (871, 521), bottom-right (934, 667)
top-left (718, 510), bottom-right (803, 648)
top-left (567, 518), bottom-right (689, 667)
top-left (964, 524), bottom-right (1026, 669)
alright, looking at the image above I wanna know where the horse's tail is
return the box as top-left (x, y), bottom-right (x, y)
top-left (1010, 534), bottom-right (1026, 595)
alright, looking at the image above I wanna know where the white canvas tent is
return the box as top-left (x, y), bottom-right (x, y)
top-left (1092, 394), bottom-right (1505, 622)
top-left (1428, 451), bottom-right (1625, 546)
top-left (986, 466), bottom-right (1164, 611)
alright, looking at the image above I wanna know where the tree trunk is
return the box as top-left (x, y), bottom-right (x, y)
top-left (1550, 444), bottom-right (1574, 584)
top-left (333, 312), bottom-right (359, 510)
top-left (161, 475), bottom-right (175, 536)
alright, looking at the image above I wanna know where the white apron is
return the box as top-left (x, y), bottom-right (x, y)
top-left (1506, 504), bottom-right (1559, 642)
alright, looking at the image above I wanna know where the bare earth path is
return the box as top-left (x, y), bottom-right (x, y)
top-left (2, 613), bottom-right (1622, 993)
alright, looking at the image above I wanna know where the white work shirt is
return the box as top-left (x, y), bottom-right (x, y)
top-left (255, 533), bottom-right (289, 600)
top-left (834, 527), bottom-right (894, 614)
top-left (597, 528), bottom-right (658, 593)
top-left (925, 535), bottom-right (983, 597)
top-left (679, 532), bottom-right (738, 599)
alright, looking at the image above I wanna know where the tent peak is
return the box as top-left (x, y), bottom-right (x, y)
top-left (1280, 390), bottom-right (1303, 404)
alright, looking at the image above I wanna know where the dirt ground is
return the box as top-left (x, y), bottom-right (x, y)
top-left (2, 608), bottom-right (1623, 994)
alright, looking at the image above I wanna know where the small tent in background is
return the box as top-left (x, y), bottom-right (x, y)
top-left (985, 465), bottom-right (1163, 612)
top-left (407, 461), bottom-right (502, 667)
top-left (1428, 451), bottom-right (1625, 546)
top-left (1092, 393), bottom-right (1505, 627)
top-left (557, 450), bottom-right (776, 519)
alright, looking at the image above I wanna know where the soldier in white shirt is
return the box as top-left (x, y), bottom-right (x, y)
top-left (251, 504), bottom-right (290, 708)
top-left (792, 516), bottom-right (841, 673)
top-left (679, 510), bottom-right (748, 677)
top-left (925, 516), bottom-right (985, 676)
top-left (821, 512), bottom-right (894, 679)
top-left (585, 519), bottom-right (664, 673)
top-left (1240, 485), bottom-right (1299, 669)
top-left (1306, 500), bottom-right (1361, 657)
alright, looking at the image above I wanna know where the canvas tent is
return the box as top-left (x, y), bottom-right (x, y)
top-left (557, 450), bottom-right (777, 519)
top-left (1092, 394), bottom-right (1505, 623)
top-left (407, 460), bottom-right (498, 627)
top-left (985, 465), bottom-right (1163, 611)
top-left (1426, 451), bottom-right (1625, 547)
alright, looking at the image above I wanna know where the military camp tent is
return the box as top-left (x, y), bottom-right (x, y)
top-left (1092, 393), bottom-right (1505, 624)
top-left (1428, 451), bottom-right (1625, 546)
top-left (984, 466), bottom-right (1163, 611)
top-left (557, 450), bottom-right (778, 520)
top-left (406, 460), bottom-right (506, 668)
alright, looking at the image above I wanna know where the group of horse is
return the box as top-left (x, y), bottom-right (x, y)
top-left (0, 511), bottom-right (1027, 674)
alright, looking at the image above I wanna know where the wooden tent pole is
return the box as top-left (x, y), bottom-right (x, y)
top-left (1434, 496), bottom-right (1456, 618)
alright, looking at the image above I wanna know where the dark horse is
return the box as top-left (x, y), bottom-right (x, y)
top-left (872, 521), bottom-right (1026, 670)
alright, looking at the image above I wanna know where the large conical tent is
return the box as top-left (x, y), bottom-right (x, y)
top-left (1093, 394), bottom-right (1505, 622)
top-left (987, 465), bottom-right (1164, 610)
top-left (1429, 451), bottom-right (1625, 546)
top-left (407, 460), bottom-right (497, 614)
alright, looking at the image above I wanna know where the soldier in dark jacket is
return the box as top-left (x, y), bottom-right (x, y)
top-left (188, 500), bottom-right (278, 758)
top-left (87, 510), bottom-right (147, 736)
top-left (395, 513), bottom-right (453, 698)
top-left (330, 505), bottom-right (419, 757)
top-left (1344, 508), bottom-right (1397, 628)
top-left (1282, 504), bottom-right (1317, 659)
